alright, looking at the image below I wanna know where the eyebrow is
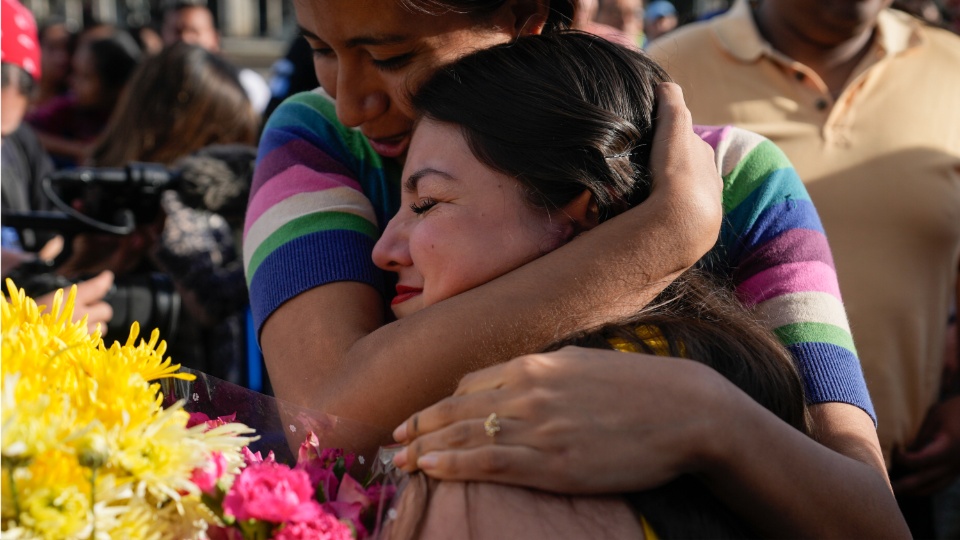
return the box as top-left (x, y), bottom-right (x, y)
top-left (404, 167), bottom-right (456, 192)
top-left (297, 25), bottom-right (409, 49)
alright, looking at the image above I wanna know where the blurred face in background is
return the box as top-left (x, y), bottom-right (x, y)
top-left (39, 23), bottom-right (73, 89)
top-left (162, 6), bottom-right (220, 52)
top-left (1, 66), bottom-right (31, 136)
top-left (69, 43), bottom-right (101, 107)
top-left (595, 0), bottom-right (641, 39)
top-left (773, 0), bottom-right (892, 44)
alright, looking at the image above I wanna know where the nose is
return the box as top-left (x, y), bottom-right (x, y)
top-left (372, 215), bottom-right (412, 272)
top-left (334, 62), bottom-right (389, 128)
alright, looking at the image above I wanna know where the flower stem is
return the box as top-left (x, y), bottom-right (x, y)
top-left (5, 465), bottom-right (21, 521)
top-left (89, 468), bottom-right (97, 540)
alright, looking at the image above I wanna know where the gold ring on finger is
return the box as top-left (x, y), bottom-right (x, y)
top-left (484, 413), bottom-right (501, 438)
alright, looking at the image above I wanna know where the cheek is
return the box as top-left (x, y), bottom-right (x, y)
top-left (409, 221), bottom-right (481, 298)
top-left (314, 59), bottom-right (335, 98)
top-left (385, 74), bottom-right (416, 118)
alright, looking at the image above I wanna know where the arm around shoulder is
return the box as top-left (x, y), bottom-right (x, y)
top-left (252, 85), bottom-right (725, 445)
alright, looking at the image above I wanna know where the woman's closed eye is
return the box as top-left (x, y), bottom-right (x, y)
top-left (310, 46), bottom-right (335, 59)
top-left (371, 52), bottom-right (415, 72)
top-left (410, 197), bottom-right (438, 216)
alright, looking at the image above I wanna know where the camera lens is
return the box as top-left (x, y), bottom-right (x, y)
top-left (104, 272), bottom-right (181, 341)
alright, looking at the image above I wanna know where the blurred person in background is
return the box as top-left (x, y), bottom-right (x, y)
top-left (1, 0), bottom-right (113, 332)
top-left (594, 0), bottom-right (643, 44)
top-left (26, 29), bottom-right (140, 167)
top-left (893, 0), bottom-right (948, 26)
top-left (263, 35), bottom-right (319, 122)
top-left (643, 0), bottom-right (678, 46)
top-left (65, 42), bottom-right (260, 382)
top-left (648, 0), bottom-right (960, 536)
top-left (572, 0), bottom-right (638, 47)
top-left (32, 17), bottom-right (75, 111)
top-left (161, 0), bottom-right (270, 115)
top-left (129, 22), bottom-right (164, 55)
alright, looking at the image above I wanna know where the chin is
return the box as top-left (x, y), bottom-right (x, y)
top-left (391, 298), bottom-right (425, 320)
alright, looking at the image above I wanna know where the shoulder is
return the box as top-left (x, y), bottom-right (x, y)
top-left (917, 21), bottom-right (960, 60)
top-left (646, 18), bottom-right (717, 61)
top-left (6, 125), bottom-right (42, 154)
top-left (258, 90), bottom-right (385, 173)
top-left (24, 95), bottom-right (76, 128)
top-left (695, 125), bottom-right (806, 213)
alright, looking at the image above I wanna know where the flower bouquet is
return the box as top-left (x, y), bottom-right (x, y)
top-left (1, 281), bottom-right (398, 539)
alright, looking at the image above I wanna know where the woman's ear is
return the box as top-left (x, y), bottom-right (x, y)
top-left (503, 0), bottom-right (550, 36)
top-left (559, 189), bottom-right (601, 237)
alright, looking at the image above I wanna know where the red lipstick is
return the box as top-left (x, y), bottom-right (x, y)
top-left (392, 285), bottom-right (422, 306)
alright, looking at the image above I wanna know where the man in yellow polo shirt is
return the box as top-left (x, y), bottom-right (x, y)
top-left (648, 0), bottom-right (960, 535)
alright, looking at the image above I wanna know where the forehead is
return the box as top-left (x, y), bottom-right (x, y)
top-left (294, 0), bottom-right (477, 42)
top-left (404, 120), bottom-right (465, 170)
top-left (166, 6), bottom-right (215, 28)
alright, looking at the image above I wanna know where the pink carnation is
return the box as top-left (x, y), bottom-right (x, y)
top-left (242, 446), bottom-right (276, 466)
top-left (323, 501), bottom-right (363, 536)
top-left (273, 513), bottom-right (354, 540)
top-left (191, 451), bottom-right (228, 494)
top-left (222, 462), bottom-right (322, 523)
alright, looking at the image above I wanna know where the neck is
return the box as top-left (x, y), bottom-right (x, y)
top-left (753, 2), bottom-right (878, 97)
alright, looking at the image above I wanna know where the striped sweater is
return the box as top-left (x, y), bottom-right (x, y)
top-left (245, 90), bottom-right (875, 421)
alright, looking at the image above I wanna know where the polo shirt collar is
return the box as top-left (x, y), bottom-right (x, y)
top-left (710, 0), bottom-right (924, 63)
top-left (874, 8), bottom-right (925, 56)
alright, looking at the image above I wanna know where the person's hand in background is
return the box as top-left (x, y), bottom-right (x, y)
top-left (34, 270), bottom-right (114, 334)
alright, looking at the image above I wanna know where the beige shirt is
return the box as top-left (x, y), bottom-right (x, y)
top-left (649, 1), bottom-right (960, 464)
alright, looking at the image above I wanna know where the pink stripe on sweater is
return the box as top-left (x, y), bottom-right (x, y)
top-left (738, 261), bottom-right (842, 307)
top-left (244, 165), bottom-right (361, 235)
top-left (692, 124), bottom-right (730, 149)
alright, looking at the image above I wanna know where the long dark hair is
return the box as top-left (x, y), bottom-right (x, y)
top-left (90, 43), bottom-right (257, 167)
top-left (84, 32), bottom-right (141, 108)
top-left (412, 31), bottom-right (810, 538)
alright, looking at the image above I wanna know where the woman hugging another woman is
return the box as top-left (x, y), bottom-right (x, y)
top-left (374, 31), bottom-right (810, 538)
top-left (252, 0), bottom-right (903, 536)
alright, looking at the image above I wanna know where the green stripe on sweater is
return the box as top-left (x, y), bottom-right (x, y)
top-left (774, 322), bottom-right (858, 355)
top-left (722, 139), bottom-right (809, 213)
top-left (247, 211), bottom-right (379, 280)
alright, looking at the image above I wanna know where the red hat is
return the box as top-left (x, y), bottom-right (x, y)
top-left (1, 0), bottom-right (41, 80)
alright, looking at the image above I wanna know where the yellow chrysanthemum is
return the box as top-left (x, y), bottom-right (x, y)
top-left (18, 484), bottom-right (92, 539)
top-left (1, 280), bottom-right (256, 538)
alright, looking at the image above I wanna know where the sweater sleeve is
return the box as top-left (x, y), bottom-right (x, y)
top-left (702, 125), bottom-right (877, 423)
top-left (243, 90), bottom-right (400, 335)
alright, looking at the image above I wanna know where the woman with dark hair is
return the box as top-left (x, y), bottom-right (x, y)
top-left (62, 42), bottom-right (259, 382)
top-left (246, 0), bottom-right (904, 535)
top-left (90, 42), bottom-right (258, 166)
top-left (26, 30), bottom-right (140, 166)
top-left (375, 32), bottom-right (811, 538)
top-left (32, 17), bottom-right (76, 111)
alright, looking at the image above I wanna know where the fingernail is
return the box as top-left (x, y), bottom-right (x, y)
top-left (418, 453), bottom-right (438, 470)
top-left (392, 447), bottom-right (408, 469)
top-left (393, 423), bottom-right (408, 442)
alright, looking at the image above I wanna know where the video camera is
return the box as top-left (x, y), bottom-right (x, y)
top-left (3, 162), bottom-right (184, 339)
top-left (3, 146), bottom-right (256, 340)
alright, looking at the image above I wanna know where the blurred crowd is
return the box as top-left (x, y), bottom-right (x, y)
top-left (2, 0), bottom-right (959, 536)
top-left (2, 0), bottom-right (270, 385)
